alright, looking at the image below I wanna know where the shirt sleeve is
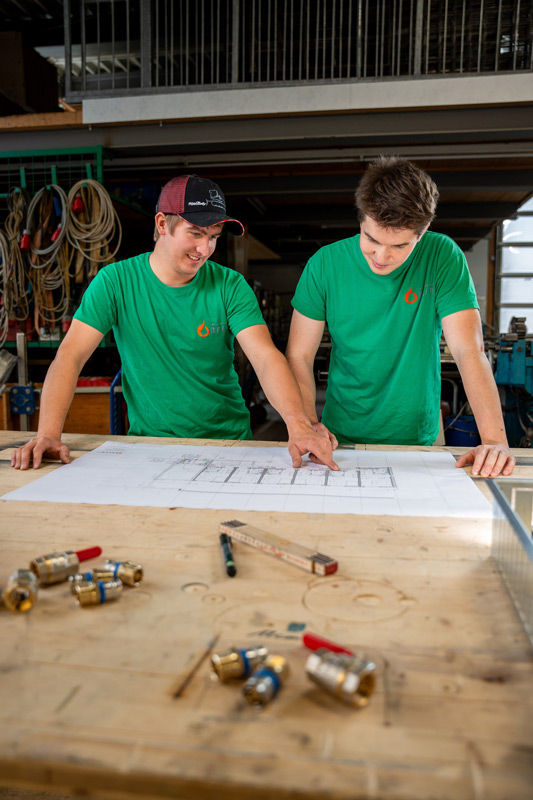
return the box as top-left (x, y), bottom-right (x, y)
top-left (224, 272), bottom-right (266, 336)
top-left (434, 238), bottom-right (479, 320)
top-left (73, 266), bottom-right (118, 335)
top-left (291, 250), bottom-right (327, 321)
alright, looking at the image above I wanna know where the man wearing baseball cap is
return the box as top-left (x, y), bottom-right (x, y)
top-left (12, 175), bottom-right (338, 472)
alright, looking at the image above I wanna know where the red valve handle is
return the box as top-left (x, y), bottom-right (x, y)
top-left (75, 546), bottom-right (102, 562)
top-left (302, 632), bottom-right (353, 656)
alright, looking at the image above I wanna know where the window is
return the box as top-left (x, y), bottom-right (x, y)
top-left (497, 196), bottom-right (533, 334)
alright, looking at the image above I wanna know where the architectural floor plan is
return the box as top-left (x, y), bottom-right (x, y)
top-left (2, 442), bottom-right (491, 518)
top-left (149, 453), bottom-right (395, 490)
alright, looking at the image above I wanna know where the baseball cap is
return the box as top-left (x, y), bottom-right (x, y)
top-left (156, 174), bottom-right (244, 236)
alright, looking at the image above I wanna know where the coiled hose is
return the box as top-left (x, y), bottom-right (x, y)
top-left (26, 184), bottom-right (70, 332)
top-left (0, 230), bottom-right (9, 346)
top-left (66, 179), bottom-right (122, 265)
top-left (3, 188), bottom-right (30, 324)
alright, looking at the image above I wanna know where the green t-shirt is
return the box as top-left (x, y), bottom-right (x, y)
top-left (74, 254), bottom-right (266, 439)
top-left (292, 232), bottom-right (479, 445)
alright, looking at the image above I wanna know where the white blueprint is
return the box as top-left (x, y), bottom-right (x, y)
top-left (2, 442), bottom-right (491, 518)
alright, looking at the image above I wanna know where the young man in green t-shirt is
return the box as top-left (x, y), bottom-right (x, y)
top-left (286, 157), bottom-right (514, 478)
top-left (12, 175), bottom-right (338, 472)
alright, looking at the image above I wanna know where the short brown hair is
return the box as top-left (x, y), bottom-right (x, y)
top-left (153, 213), bottom-right (182, 242)
top-left (355, 156), bottom-right (439, 234)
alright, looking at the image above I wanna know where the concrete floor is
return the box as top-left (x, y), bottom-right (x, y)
top-left (252, 404), bottom-right (287, 441)
top-left (251, 389), bottom-right (327, 442)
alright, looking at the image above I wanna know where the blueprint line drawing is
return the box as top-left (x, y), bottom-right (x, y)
top-left (148, 457), bottom-right (396, 492)
top-left (2, 442), bottom-right (491, 519)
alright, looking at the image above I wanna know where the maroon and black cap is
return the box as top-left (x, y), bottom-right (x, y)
top-left (156, 174), bottom-right (244, 236)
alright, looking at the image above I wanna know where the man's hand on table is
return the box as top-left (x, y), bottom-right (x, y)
top-left (310, 421), bottom-right (339, 450)
top-left (11, 436), bottom-right (71, 470)
top-left (287, 419), bottom-right (339, 470)
top-left (455, 442), bottom-right (515, 478)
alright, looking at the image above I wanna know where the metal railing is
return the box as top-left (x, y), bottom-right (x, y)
top-left (61, 0), bottom-right (533, 100)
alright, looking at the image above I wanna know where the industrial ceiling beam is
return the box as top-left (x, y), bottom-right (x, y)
top-left (246, 203), bottom-right (518, 225)
top-left (271, 226), bottom-right (493, 249)
top-left (221, 171), bottom-right (533, 196)
top-left (2, 104), bottom-right (533, 154)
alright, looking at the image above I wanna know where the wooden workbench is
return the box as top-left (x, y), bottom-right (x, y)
top-left (1, 431), bottom-right (532, 800)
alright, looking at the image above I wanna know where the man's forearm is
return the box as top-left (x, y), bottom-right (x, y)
top-left (285, 353), bottom-right (318, 423)
top-left (254, 350), bottom-right (314, 428)
top-left (457, 353), bottom-right (508, 444)
top-left (37, 353), bottom-right (82, 439)
top-left (240, 328), bottom-right (338, 469)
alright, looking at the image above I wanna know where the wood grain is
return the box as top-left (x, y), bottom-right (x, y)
top-left (0, 432), bottom-right (532, 800)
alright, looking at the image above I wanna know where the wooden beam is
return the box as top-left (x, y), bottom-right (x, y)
top-left (0, 108), bottom-right (83, 132)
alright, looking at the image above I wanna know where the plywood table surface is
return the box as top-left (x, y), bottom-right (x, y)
top-left (0, 432), bottom-right (532, 800)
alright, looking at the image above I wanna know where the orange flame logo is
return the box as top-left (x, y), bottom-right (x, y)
top-left (197, 321), bottom-right (210, 337)
top-left (404, 287), bottom-right (418, 303)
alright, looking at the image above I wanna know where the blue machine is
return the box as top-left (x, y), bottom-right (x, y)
top-left (9, 384), bottom-right (36, 416)
top-left (492, 317), bottom-right (533, 447)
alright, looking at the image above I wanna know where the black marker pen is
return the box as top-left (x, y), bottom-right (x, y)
top-left (219, 533), bottom-right (236, 577)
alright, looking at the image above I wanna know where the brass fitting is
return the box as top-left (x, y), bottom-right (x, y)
top-left (68, 572), bottom-right (94, 593)
top-left (92, 567), bottom-right (116, 582)
top-left (2, 569), bottom-right (39, 612)
top-left (211, 646), bottom-right (268, 681)
top-left (242, 654), bottom-right (289, 706)
top-left (30, 551), bottom-right (80, 585)
top-left (104, 560), bottom-right (143, 587)
top-left (74, 579), bottom-right (122, 607)
top-left (305, 650), bottom-right (376, 707)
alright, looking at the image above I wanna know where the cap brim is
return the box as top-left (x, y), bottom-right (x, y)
top-left (178, 212), bottom-right (244, 236)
